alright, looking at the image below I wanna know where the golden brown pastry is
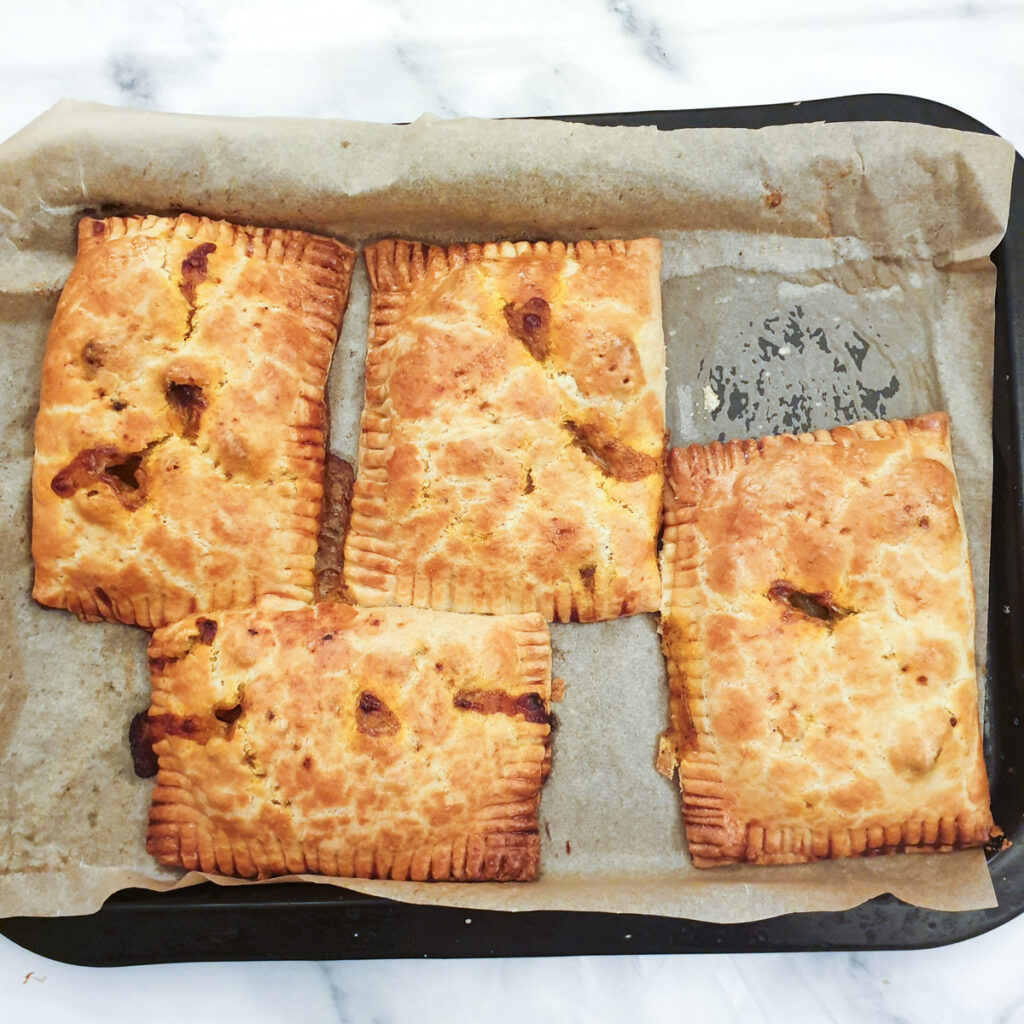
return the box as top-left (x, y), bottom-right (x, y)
top-left (146, 601), bottom-right (553, 881)
top-left (31, 214), bottom-right (354, 628)
top-left (658, 413), bottom-right (996, 867)
top-left (343, 238), bottom-right (666, 622)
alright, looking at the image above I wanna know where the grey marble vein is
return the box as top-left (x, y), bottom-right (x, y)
top-left (107, 53), bottom-right (157, 108)
top-left (606, 0), bottom-right (678, 71)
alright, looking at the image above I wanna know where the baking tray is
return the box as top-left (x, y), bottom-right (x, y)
top-left (2, 93), bottom-right (1022, 964)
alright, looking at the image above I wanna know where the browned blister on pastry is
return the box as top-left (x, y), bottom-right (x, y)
top-left (658, 413), bottom-right (997, 867)
top-left (145, 601), bottom-right (552, 881)
top-left (343, 238), bottom-right (666, 622)
top-left (31, 214), bottom-right (355, 628)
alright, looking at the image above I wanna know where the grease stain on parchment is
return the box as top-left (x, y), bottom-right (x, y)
top-left (699, 303), bottom-right (902, 438)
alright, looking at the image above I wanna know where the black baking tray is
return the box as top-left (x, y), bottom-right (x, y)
top-left (3, 94), bottom-right (1023, 965)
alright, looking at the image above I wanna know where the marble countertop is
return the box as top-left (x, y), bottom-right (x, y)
top-left (2, 1), bottom-right (1023, 1020)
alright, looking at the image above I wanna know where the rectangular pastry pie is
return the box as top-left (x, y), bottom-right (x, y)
top-left (658, 413), bottom-right (997, 867)
top-left (343, 238), bottom-right (667, 622)
top-left (145, 601), bottom-right (553, 881)
top-left (31, 213), bottom-right (354, 628)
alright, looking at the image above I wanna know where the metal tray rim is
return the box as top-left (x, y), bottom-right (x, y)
top-left (3, 91), bottom-right (1023, 963)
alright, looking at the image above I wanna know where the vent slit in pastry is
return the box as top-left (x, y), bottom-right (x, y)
top-left (767, 580), bottom-right (855, 625)
top-left (179, 242), bottom-right (218, 342)
top-left (213, 703), bottom-right (243, 726)
top-left (503, 296), bottom-right (551, 361)
top-left (165, 380), bottom-right (207, 438)
top-left (194, 617), bottom-right (218, 644)
top-left (355, 690), bottom-right (400, 736)
top-left (562, 419), bottom-right (659, 482)
top-left (452, 688), bottom-right (549, 724)
top-left (50, 442), bottom-right (162, 510)
top-left (179, 242), bottom-right (217, 303)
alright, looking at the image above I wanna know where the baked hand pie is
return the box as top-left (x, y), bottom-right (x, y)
top-left (145, 601), bottom-right (553, 881)
top-left (343, 238), bottom-right (666, 622)
top-left (658, 413), bottom-right (997, 867)
top-left (31, 214), bottom-right (354, 628)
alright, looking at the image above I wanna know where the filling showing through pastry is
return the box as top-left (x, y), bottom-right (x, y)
top-left (165, 380), bottom-right (207, 438)
top-left (50, 442), bottom-right (160, 511)
top-left (767, 580), bottom-right (855, 625)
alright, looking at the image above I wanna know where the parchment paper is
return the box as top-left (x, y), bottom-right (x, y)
top-left (0, 101), bottom-right (1014, 922)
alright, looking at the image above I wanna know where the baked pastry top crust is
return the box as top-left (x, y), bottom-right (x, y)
top-left (31, 214), bottom-right (354, 628)
top-left (343, 238), bottom-right (666, 622)
top-left (146, 601), bottom-right (552, 881)
top-left (658, 414), bottom-right (996, 867)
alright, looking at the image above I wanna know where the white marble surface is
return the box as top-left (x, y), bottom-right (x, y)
top-left (3, 1), bottom-right (1024, 1020)
top-left (1, 911), bottom-right (1024, 1024)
